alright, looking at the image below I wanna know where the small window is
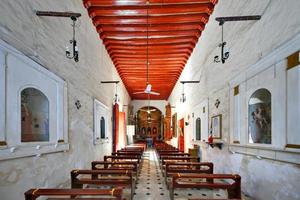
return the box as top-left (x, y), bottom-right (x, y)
top-left (195, 118), bottom-right (201, 140)
top-left (248, 88), bottom-right (271, 144)
top-left (21, 88), bottom-right (49, 142)
top-left (100, 116), bottom-right (105, 139)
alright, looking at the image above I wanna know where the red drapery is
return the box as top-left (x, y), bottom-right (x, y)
top-left (113, 103), bottom-right (119, 152)
top-left (178, 118), bottom-right (185, 151)
top-left (118, 112), bottom-right (126, 150)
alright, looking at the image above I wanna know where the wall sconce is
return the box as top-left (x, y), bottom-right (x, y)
top-left (179, 81), bottom-right (200, 103)
top-left (180, 93), bottom-right (186, 103)
top-left (75, 100), bottom-right (81, 109)
top-left (214, 23), bottom-right (229, 64)
top-left (36, 11), bottom-right (81, 62)
top-left (100, 81), bottom-right (120, 104)
top-left (214, 15), bottom-right (261, 64)
top-left (215, 99), bottom-right (220, 108)
top-left (66, 16), bottom-right (79, 62)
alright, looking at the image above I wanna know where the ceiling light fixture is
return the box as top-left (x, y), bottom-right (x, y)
top-left (214, 22), bottom-right (229, 64)
top-left (214, 15), bottom-right (261, 64)
top-left (100, 81), bottom-right (120, 103)
top-left (179, 81), bottom-right (200, 103)
top-left (65, 16), bottom-right (79, 62)
top-left (36, 11), bottom-right (81, 62)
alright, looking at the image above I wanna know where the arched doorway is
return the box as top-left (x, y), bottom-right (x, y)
top-left (135, 106), bottom-right (163, 142)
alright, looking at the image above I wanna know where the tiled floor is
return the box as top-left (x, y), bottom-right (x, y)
top-left (87, 149), bottom-right (248, 200)
top-left (133, 149), bottom-right (169, 200)
top-left (134, 149), bottom-right (228, 200)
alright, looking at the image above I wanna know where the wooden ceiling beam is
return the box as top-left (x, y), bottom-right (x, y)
top-left (108, 48), bottom-right (193, 54)
top-left (103, 36), bottom-right (198, 45)
top-left (100, 30), bottom-right (201, 39)
top-left (97, 22), bottom-right (204, 32)
top-left (84, 0), bottom-right (218, 7)
top-left (88, 3), bottom-right (213, 17)
top-left (92, 13), bottom-right (209, 26)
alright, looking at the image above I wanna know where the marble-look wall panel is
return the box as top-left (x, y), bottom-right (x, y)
top-left (168, 0), bottom-right (300, 199)
top-left (0, 0), bottom-right (130, 199)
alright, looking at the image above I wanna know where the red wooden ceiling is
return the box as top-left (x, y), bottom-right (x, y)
top-left (83, 0), bottom-right (218, 100)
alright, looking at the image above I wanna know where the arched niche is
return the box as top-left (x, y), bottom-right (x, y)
top-left (21, 87), bottom-right (49, 142)
top-left (248, 88), bottom-right (271, 144)
top-left (135, 106), bottom-right (163, 140)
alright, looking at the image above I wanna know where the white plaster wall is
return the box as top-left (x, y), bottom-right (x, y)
top-left (168, 0), bottom-right (300, 199)
top-left (0, 0), bottom-right (130, 199)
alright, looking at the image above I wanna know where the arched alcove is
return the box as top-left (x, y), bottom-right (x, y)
top-left (21, 87), bottom-right (49, 142)
top-left (248, 88), bottom-right (271, 144)
top-left (135, 106), bottom-right (163, 141)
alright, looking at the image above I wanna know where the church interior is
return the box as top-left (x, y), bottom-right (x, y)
top-left (0, 0), bottom-right (300, 200)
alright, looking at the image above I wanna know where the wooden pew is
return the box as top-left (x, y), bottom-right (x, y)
top-left (160, 156), bottom-right (200, 171)
top-left (24, 188), bottom-right (123, 200)
top-left (169, 174), bottom-right (241, 200)
top-left (164, 162), bottom-right (214, 186)
top-left (112, 152), bottom-right (142, 159)
top-left (91, 161), bottom-right (138, 178)
top-left (121, 147), bottom-right (144, 152)
top-left (126, 143), bottom-right (146, 151)
top-left (103, 155), bottom-right (141, 171)
top-left (71, 169), bottom-right (135, 200)
top-left (104, 155), bottom-right (141, 165)
top-left (159, 152), bottom-right (190, 160)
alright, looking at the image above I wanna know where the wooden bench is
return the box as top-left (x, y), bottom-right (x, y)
top-left (164, 162), bottom-right (214, 186)
top-left (160, 156), bottom-right (200, 171)
top-left (71, 169), bottom-right (135, 200)
top-left (91, 161), bottom-right (138, 178)
top-left (121, 147), bottom-right (144, 152)
top-left (159, 152), bottom-right (190, 160)
top-left (104, 155), bottom-right (140, 164)
top-left (169, 174), bottom-right (241, 200)
top-left (126, 143), bottom-right (146, 151)
top-left (92, 161), bottom-right (138, 171)
top-left (112, 152), bottom-right (142, 159)
top-left (24, 188), bottom-right (123, 200)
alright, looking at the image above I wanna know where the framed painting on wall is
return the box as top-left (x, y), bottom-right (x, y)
top-left (211, 114), bottom-right (222, 139)
top-left (172, 113), bottom-right (177, 137)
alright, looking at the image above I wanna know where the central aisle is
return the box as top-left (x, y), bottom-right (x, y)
top-left (134, 149), bottom-right (169, 200)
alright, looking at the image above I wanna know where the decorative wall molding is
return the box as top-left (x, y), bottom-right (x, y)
top-left (0, 39), bottom-right (69, 160)
top-left (229, 144), bottom-right (300, 164)
top-left (229, 32), bottom-right (300, 155)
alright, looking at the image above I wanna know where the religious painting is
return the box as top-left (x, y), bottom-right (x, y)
top-left (172, 113), bottom-right (177, 137)
top-left (211, 114), bottom-right (222, 139)
top-left (248, 88), bottom-right (271, 144)
top-left (195, 117), bottom-right (201, 140)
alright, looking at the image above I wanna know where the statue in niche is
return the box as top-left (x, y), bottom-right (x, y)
top-left (147, 127), bottom-right (151, 135)
top-left (153, 127), bottom-right (157, 135)
top-left (141, 127), bottom-right (146, 136)
top-left (248, 89), bottom-right (271, 144)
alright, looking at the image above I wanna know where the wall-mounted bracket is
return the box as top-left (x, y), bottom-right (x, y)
top-left (36, 11), bottom-right (81, 62)
top-left (36, 11), bottom-right (81, 19)
top-left (179, 81), bottom-right (200, 103)
top-left (101, 81), bottom-right (120, 103)
top-left (215, 15), bottom-right (261, 25)
top-left (214, 15), bottom-right (261, 64)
